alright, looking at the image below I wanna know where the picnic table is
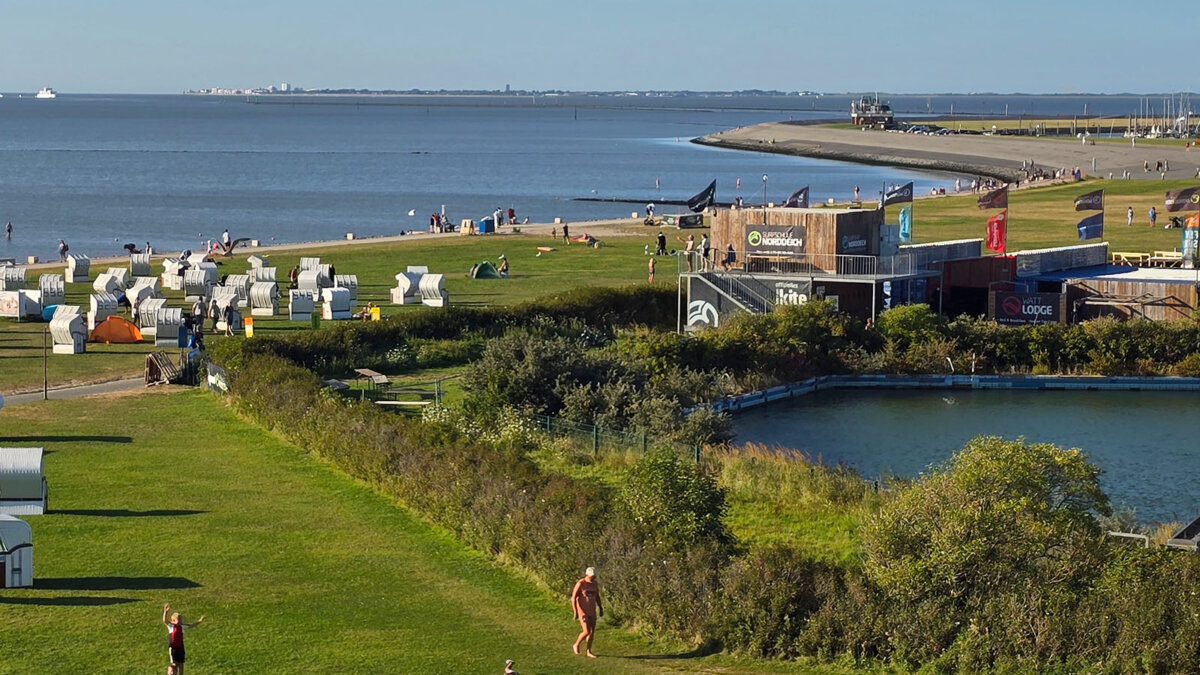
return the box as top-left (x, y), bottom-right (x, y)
top-left (1149, 250), bottom-right (1183, 268)
top-left (1111, 252), bottom-right (1150, 266)
top-left (353, 368), bottom-right (390, 390)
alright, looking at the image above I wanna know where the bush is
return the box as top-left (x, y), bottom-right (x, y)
top-left (622, 449), bottom-right (736, 553)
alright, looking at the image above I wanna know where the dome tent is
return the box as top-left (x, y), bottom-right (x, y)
top-left (469, 261), bottom-right (501, 279)
top-left (90, 315), bottom-right (143, 344)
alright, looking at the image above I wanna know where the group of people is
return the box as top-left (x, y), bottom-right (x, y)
top-left (428, 212), bottom-right (454, 233)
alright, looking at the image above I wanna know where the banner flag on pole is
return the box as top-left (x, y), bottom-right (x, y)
top-left (1074, 189), bottom-right (1104, 211)
top-left (1076, 212), bottom-right (1104, 240)
top-left (783, 186), bottom-right (809, 208)
top-left (977, 185), bottom-right (1009, 210)
top-left (882, 182), bottom-right (913, 206)
top-left (686, 180), bottom-right (717, 212)
top-left (1164, 186), bottom-right (1200, 212)
top-left (986, 210), bottom-right (1008, 253)
top-left (898, 206), bottom-right (913, 242)
top-left (1183, 214), bottom-right (1200, 268)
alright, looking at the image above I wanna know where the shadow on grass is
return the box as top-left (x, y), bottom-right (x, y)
top-left (0, 435), bottom-right (133, 444)
top-left (622, 642), bottom-right (720, 660)
top-left (54, 509), bottom-right (206, 518)
top-left (0, 596), bottom-right (140, 606)
top-left (36, 577), bottom-right (201, 591)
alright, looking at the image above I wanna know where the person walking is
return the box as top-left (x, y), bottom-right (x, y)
top-left (853, 185), bottom-right (860, 201)
top-left (655, 231), bottom-right (667, 256)
top-left (57, 239), bottom-right (69, 263)
top-left (209, 299), bottom-right (220, 334)
top-left (562, 223), bottom-right (570, 245)
top-left (223, 302), bottom-right (237, 336)
top-left (162, 603), bottom-right (204, 675)
top-left (645, 202), bottom-right (654, 219)
top-left (647, 256), bottom-right (656, 283)
top-left (700, 234), bottom-right (711, 270)
top-left (570, 567), bottom-right (603, 659)
top-left (1149, 206), bottom-right (1157, 228)
top-left (1127, 206), bottom-right (1133, 227)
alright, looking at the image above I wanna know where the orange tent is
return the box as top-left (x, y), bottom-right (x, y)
top-left (90, 315), bottom-right (143, 344)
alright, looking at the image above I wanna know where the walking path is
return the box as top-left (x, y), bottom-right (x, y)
top-left (697, 122), bottom-right (1200, 183)
top-left (5, 376), bottom-right (145, 406)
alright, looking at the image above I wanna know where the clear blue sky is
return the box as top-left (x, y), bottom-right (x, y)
top-left (0, 0), bottom-right (1194, 94)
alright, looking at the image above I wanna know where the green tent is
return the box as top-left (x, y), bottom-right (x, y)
top-left (470, 261), bottom-right (501, 279)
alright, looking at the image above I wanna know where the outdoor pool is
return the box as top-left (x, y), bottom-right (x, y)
top-left (731, 388), bottom-right (1200, 523)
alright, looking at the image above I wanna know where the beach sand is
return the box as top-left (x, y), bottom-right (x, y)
top-left (18, 217), bottom-right (647, 271)
top-left (697, 122), bottom-right (1200, 183)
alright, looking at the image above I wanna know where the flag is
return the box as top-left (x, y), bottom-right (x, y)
top-left (1183, 216), bottom-right (1200, 266)
top-left (898, 206), bottom-right (912, 243)
top-left (1164, 186), bottom-right (1200, 212)
top-left (985, 210), bottom-right (1007, 253)
top-left (977, 186), bottom-right (1008, 210)
top-left (882, 181), bottom-right (913, 206)
top-left (686, 180), bottom-right (717, 212)
top-left (1076, 212), bottom-right (1103, 240)
top-left (1074, 189), bottom-right (1104, 211)
top-left (1188, 213), bottom-right (1200, 228)
top-left (783, 186), bottom-right (809, 208)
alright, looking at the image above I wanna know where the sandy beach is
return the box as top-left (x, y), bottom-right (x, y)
top-left (14, 216), bottom-right (647, 271)
top-left (697, 122), bottom-right (1200, 184)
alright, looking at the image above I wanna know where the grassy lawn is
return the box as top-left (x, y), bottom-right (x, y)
top-left (1, 228), bottom-right (673, 395)
top-left (0, 390), bottom-right (894, 675)
top-left (891, 177), bottom-right (1200, 252)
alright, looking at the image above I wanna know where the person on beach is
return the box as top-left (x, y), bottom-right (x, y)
top-left (1149, 206), bottom-right (1157, 228)
top-left (853, 185), bottom-right (860, 201)
top-left (562, 223), bottom-right (570, 244)
top-left (1127, 206), bottom-right (1133, 227)
top-left (570, 567), bottom-right (603, 658)
top-left (223, 303), bottom-right (237, 336)
top-left (679, 234), bottom-right (696, 272)
top-left (162, 603), bottom-right (204, 675)
top-left (645, 202), bottom-right (654, 219)
top-left (648, 256), bottom-right (655, 283)
top-left (504, 659), bottom-right (519, 674)
top-left (209, 299), bottom-right (220, 334)
top-left (656, 231), bottom-right (667, 256)
top-left (57, 239), bottom-right (69, 262)
top-left (497, 255), bottom-right (509, 278)
top-left (507, 207), bottom-right (516, 224)
top-left (221, 229), bottom-right (231, 248)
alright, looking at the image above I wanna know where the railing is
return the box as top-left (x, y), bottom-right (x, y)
top-left (534, 414), bottom-right (701, 461)
top-left (676, 250), bottom-right (915, 277)
top-left (703, 273), bottom-right (775, 314)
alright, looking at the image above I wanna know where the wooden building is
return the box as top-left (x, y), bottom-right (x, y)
top-left (1033, 265), bottom-right (1199, 321)
top-left (711, 206), bottom-right (883, 273)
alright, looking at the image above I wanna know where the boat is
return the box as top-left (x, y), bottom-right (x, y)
top-left (35, 87), bottom-right (56, 99)
top-left (850, 94), bottom-right (893, 129)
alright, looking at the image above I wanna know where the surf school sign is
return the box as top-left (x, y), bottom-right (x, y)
top-left (990, 291), bottom-right (1065, 325)
top-left (745, 225), bottom-right (806, 256)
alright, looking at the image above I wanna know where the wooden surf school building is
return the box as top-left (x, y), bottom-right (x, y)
top-left (681, 205), bottom-right (1199, 330)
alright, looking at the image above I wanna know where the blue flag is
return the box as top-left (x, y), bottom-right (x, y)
top-left (1077, 212), bottom-right (1103, 240)
top-left (898, 206), bottom-right (912, 242)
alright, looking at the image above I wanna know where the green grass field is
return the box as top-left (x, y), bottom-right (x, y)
top-left (0, 390), bottom-right (897, 675)
top-left (1, 228), bottom-right (671, 395)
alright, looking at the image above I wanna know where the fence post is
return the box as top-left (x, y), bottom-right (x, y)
top-left (641, 433), bottom-right (648, 455)
top-left (693, 444), bottom-right (700, 462)
top-left (593, 425), bottom-right (600, 455)
top-left (545, 416), bottom-right (552, 433)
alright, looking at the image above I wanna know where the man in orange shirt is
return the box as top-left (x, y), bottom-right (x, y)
top-left (570, 567), bottom-right (603, 658)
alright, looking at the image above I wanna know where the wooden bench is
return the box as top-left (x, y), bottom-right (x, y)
top-left (376, 400), bottom-right (433, 407)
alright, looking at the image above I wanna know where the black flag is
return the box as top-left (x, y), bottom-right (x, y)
top-left (1164, 186), bottom-right (1200, 212)
top-left (1074, 189), bottom-right (1104, 211)
top-left (882, 182), bottom-right (913, 206)
top-left (783, 186), bottom-right (809, 208)
top-left (977, 185), bottom-right (1009, 210)
top-left (687, 180), bottom-right (717, 212)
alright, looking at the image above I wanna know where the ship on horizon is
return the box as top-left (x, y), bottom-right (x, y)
top-left (35, 87), bottom-right (56, 99)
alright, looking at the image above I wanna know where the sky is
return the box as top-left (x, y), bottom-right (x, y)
top-left (1, 0), bottom-right (1196, 94)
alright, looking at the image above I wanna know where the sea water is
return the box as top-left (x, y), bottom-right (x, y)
top-left (0, 94), bottom-right (958, 261)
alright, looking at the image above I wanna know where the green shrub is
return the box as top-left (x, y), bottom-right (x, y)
top-left (623, 449), bottom-right (736, 553)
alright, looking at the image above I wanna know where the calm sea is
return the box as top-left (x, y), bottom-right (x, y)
top-left (0, 93), bottom-right (1171, 261)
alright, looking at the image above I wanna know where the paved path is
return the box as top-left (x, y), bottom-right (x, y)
top-left (4, 377), bottom-right (146, 406)
top-left (698, 122), bottom-right (1200, 183)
